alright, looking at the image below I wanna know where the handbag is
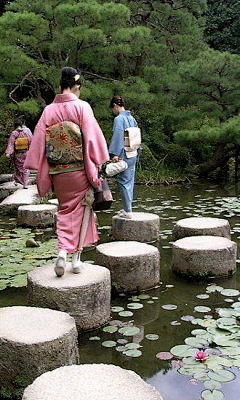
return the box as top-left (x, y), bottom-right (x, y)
top-left (105, 160), bottom-right (128, 177)
top-left (92, 177), bottom-right (113, 211)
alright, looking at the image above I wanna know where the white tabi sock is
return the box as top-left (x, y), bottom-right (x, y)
top-left (72, 252), bottom-right (82, 273)
top-left (58, 250), bottom-right (67, 261)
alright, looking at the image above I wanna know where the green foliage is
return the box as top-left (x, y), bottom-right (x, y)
top-left (205, 0), bottom-right (240, 54)
top-left (0, 0), bottom-right (239, 178)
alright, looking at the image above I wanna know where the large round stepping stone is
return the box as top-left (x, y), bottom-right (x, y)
top-left (23, 364), bottom-right (163, 400)
top-left (17, 204), bottom-right (57, 227)
top-left (96, 241), bottom-right (160, 292)
top-left (28, 263), bottom-right (111, 331)
top-left (172, 236), bottom-right (237, 278)
top-left (0, 306), bottom-right (79, 386)
top-left (172, 217), bottom-right (231, 240)
top-left (112, 212), bottom-right (160, 242)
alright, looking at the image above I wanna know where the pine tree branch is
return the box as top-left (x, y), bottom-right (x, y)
top-left (9, 71), bottom-right (33, 104)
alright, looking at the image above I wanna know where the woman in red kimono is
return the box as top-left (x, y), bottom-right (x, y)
top-left (24, 67), bottom-right (109, 277)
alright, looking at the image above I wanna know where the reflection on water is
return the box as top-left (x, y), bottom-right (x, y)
top-left (0, 180), bottom-right (240, 399)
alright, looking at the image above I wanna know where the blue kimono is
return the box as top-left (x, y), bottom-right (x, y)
top-left (109, 110), bottom-right (138, 213)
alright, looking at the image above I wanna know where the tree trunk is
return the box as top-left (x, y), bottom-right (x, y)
top-left (194, 143), bottom-right (235, 177)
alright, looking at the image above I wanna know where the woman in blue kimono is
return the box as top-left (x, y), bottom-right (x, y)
top-left (109, 95), bottom-right (138, 219)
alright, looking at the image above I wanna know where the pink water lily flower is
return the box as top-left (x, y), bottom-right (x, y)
top-left (194, 350), bottom-right (208, 361)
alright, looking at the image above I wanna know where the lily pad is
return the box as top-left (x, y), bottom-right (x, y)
top-left (185, 336), bottom-right (208, 347)
top-left (118, 311), bottom-right (133, 317)
top-left (138, 294), bottom-right (150, 300)
top-left (156, 352), bottom-right (173, 360)
top-left (124, 349), bottom-right (142, 357)
top-left (220, 288), bottom-right (239, 297)
top-left (162, 304), bottom-right (177, 310)
top-left (101, 341), bottom-right (117, 348)
top-left (125, 343), bottom-right (141, 350)
top-left (201, 390), bottom-right (224, 400)
top-left (118, 327), bottom-right (140, 336)
top-left (111, 306), bottom-right (124, 313)
top-left (145, 334), bottom-right (159, 341)
top-left (191, 329), bottom-right (207, 336)
top-left (196, 294), bottom-right (210, 300)
top-left (194, 306), bottom-right (211, 313)
top-left (102, 326), bottom-right (118, 334)
top-left (208, 369), bottom-right (235, 383)
top-left (89, 336), bottom-right (101, 341)
top-left (127, 303), bottom-right (143, 310)
top-left (206, 286), bottom-right (223, 293)
top-left (193, 371), bottom-right (210, 381)
top-left (170, 345), bottom-right (197, 358)
top-left (203, 380), bottom-right (222, 390)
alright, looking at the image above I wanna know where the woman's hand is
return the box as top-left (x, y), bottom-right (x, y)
top-left (112, 156), bottom-right (121, 163)
top-left (5, 154), bottom-right (10, 158)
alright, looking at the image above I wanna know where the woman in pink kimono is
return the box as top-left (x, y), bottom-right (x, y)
top-left (24, 67), bottom-right (109, 277)
top-left (5, 118), bottom-right (32, 188)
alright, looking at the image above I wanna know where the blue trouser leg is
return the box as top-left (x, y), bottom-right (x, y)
top-left (117, 156), bottom-right (137, 212)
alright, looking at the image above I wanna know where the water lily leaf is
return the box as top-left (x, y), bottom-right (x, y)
top-left (128, 297), bottom-right (140, 302)
top-left (162, 304), bottom-right (177, 310)
top-left (117, 339), bottom-right (128, 345)
top-left (111, 306), bottom-right (124, 313)
top-left (201, 389), bottom-right (224, 400)
top-left (125, 343), bottom-right (141, 350)
top-left (147, 300), bottom-right (155, 304)
top-left (193, 371), bottom-right (210, 381)
top-left (208, 370), bottom-right (235, 383)
top-left (216, 317), bottom-right (236, 327)
top-left (152, 297), bottom-right (159, 300)
top-left (203, 381), bottom-right (222, 390)
top-left (206, 356), bottom-right (232, 369)
top-left (178, 364), bottom-right (206, 376)
top-left (182, 357), bottom-right (198, 365)
top-left (170, 345), bottom-right (197, 357)
top-left (116, 346), bottom-right (127, 352)
top-left (101, 341), bottom-right (117, 348)
top-left (124, 349), bottom-right (142, 357)
top-left (118, 311), bottom-right (133, 317)
top-left (196, 294), bottom-right (210, 300)
top-left (185, 336), bottom-right (208, 347)
top-left (218, 308), bottom-right (237, 318)
top-left (102, 326), bottom-right (118, 334)
top-left (156, 352), bottom-right (173, 360)
top-left (220, 289), bottom-right (239, 297)
top-left (138, 294), bottom-right (150, 300)
top-left (127, 303), bottom-right (143, 310)
top-left (194, 306), bottom-right (211, 313)
top-left (206, 286), bottom-right (223, 293)
top-left (191, 329), bottom-right (207, 336)
top-left (231, 302), bottom-right (240, 309)
top-left (181, 315), bottom-right (194, 322)
top-left (221, 347), bottom-right (240, 356)
top-left (145, 334), bottom-right (159, 341)
top-left (89, 336), bottom-right (101, 341)
top-left (118, 327), bottom-right (140, 336)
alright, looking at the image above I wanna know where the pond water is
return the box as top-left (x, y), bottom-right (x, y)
top-left (0, 179), bottom-right (240, 400)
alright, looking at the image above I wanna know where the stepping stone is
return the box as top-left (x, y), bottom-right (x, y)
top-left (48, 198), bottom-right (59, 207)
top-left (0, 174), bottom-right (13, 183)
top-left (0, 180), bottom-right (20, 201)
top-left (172, 217), bottom-right (231, 240)
top-left (28, 263), bottom-right (111, 331)
top-left (0, 185), bottom-right (39, 214)
top-left (172, 236), bottom-right (237, 278)
top-left (23, 364), bottom-right (163, 400)
top-left (96, 241), bottom-right (160, 292)
top-left (17, 204), bottom-right (58, 227)
top-left (112, 212), bottom-right (160, 242)
top-left (0, 306), bottom-right (79, 387)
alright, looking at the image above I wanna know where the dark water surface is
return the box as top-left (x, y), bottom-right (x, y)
top-left (0, 180), bottom-right (240, 400)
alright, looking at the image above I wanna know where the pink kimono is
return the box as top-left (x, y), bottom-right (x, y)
top-left (5, 128), bottom-right (32, 186)
top-left (24, 93), bottom-right (109, 253)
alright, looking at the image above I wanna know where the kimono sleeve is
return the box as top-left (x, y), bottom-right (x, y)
top-left (108, 116), bottom-right (125, 157)
top-left (81, 103), bottom-right (109, 189)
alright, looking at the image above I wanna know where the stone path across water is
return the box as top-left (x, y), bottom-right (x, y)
top-left (0, 184), bottom-right (39, 213)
